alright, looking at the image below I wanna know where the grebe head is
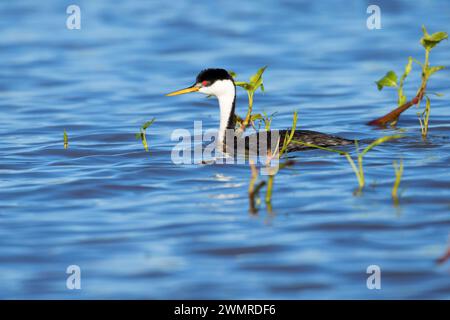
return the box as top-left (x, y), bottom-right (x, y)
top-left (166, 68), bottom-right (237, 145)
top-left (166, 68), bottom-right (235, 98)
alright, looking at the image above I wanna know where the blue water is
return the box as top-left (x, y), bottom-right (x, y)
top-left (0, 0), bottom-right (449, 299)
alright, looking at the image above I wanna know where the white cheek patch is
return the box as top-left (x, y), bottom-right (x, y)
top-left (198, 86), bottom-right (211, 95)
top-left (199, 80), bottom-right (234, 97)
top-left (209, 80), bottom-right (232, 96)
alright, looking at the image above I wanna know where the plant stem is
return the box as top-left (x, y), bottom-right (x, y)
top-left (141, 129), bottom-right (149, 152)
top-left (250, 181), bottom-right (266, 214)
top-left (417, 49), bottom-right (431, 139)
top-left (357, 156), bottom-right (365, 188)
top-left (344, 154), bottom-right (363, 189)
top-left (265, 175), bottom-right (274, 204)
top-left (63, 129), bottom-right (68, 150)
top-left (248, 160), bottom-right (258, 213)
top-left (423, 97), bottom-right (431, 137)
top-left (249, 160), bottom-right (268, 213)
top-left (241, 92), bottom-right (254, 131)
top-left (263, 111), bottom-right (297, 206)
top-left (367, 97), bottom-right (420, 127)
top-left (355, 141), bottom-right (365, 188)
top-left (248, 160), bottom-right (258, 196)
top-left (392, 159), bottom-right (404, 204)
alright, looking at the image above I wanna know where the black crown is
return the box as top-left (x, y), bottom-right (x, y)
top-left (196, 68), bottom-right (233, 84)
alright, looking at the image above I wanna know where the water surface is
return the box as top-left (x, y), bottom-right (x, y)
top-left (0, 0), bottom-right (449, 299)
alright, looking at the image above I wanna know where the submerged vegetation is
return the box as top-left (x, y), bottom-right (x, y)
top-left (136, 118), bottom-right (156, 152)
top-left (370, 26), bottom-right (448, 138)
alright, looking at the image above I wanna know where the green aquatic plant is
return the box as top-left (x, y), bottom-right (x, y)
top-left (291, 135), bottom-right (403, 194)
top-left (375, 57), bottom-right (413, 108)
top-left (232, 66), bottom-right (293, 211)
top-left (135, 118), bottom-right (155, 152)
top-left (260, 111), bottom-right (277, 131)
top-left (370, 26), bottom-right (447, 138)
top-left (249, 111), bottom-right (277, 131)
top-left (418, 96), bottom-right (432, 138)
top-left (247, 111), bottom-right (297, 213)
top-left (63, 129), bottom-right (68, 150)
top-left (229, 66), bottom-right (267, 133)
top-left (392, 159), bottom-right (404, 205)
top-left (264, 111), bottom-right (298, 206)
top-left (279, 111), bottom-right (298, 157)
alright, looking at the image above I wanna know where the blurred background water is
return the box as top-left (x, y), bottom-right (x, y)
top-left (0, 0), bottom-right (449, 299)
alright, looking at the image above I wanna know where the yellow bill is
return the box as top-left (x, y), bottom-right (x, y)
top-left (166, 86), bottom-right (199, 96)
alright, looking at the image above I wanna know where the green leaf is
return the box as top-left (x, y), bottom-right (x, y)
top-left (234, 66), bottom-right (267, 94)
top-left (361, 135), bottom-right (404, 156)
top-left (398, 57), bottom-right (413, 106)
top-left (421, 25), bottom-right (429, 37)
top-left (235, 82), bottom-right (251, 91)
top-left (261, 111), bottom-right (277, 131)
top-left (412, 58), bottom-right (423, 67)
top-left (402, 56), bottom-right (413, 78)
top-left (290, 140), bottom-right (347, 155)
top-left (249, 66), bottom-right (267, 84)
top-left (428, 32), bottom-right (448, 42)
top-left (228, 70), bottom-right (237, 79)
top-left (142, 118), bottom-right (155, 130)
top-left (249, 66), bottom-right (267, 93)
top-left (375, 71), bottom-right (398, 90)
top-left (136, 118), bottom-right (155, 152)
top-left (250, 113), bottom-right (263, 121)
top-left (420, 26), bottom-right (448, 50)
top-left (426, 91), bottom-right (444, 97)
top-left (427, 65), bottom-right (445, 76)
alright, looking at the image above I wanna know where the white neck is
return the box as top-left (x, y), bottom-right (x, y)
top-left (217, 90), bottom-right (235, 145)
top-left (199, 79), bottom-right (236, 146)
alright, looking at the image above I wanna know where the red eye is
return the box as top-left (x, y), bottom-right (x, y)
top-left (202, 81), bottom-right (208, 86)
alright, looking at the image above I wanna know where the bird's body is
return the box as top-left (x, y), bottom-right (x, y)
top-left (222, 130), bottom-right (352, 157)
top-left (167, 68), bottom-right (353, 155)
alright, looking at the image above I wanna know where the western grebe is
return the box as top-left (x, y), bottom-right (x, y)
top-left (167, 68), bottom-right (353, 154)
